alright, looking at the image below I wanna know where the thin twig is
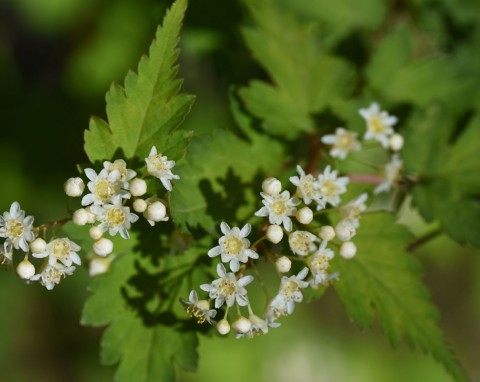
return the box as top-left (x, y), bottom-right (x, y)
top-left (406, 228), bottom-right (443, 252)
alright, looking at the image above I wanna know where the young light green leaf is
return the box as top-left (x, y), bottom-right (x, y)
top-left (84, 0), bottom-right (194, 163)
top-left (238, 0), bottom-right (356, 139)
top-left (403, 105), bottom-right (480, 247)
top-left (333, 213), bottom-right (467, 381)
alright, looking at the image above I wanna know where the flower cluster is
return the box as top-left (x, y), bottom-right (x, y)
top-left (321, 102), bottom-right (405, 194)
top-left (0, 146), bottom-right (179, 289)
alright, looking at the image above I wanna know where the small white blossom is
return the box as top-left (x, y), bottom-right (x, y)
top-left (91, 195), bottom-right (139, 239)
top-left (93, 237), bottom-right (114, 256)
top-left (340, 192), bottom-right (368, 228)
top-left (235, 313), bottom-right (280, 339)
top-left (318, 225), bottom-right (335, 242)
top-left (321, 127), bottom-right (361, 159)
top-left (16, 259), bottom-right (36, 279)
top-left (275, 256), bottom-right (291, 273)
top-left (289, 166), bottom-right (324, 207)
top-left (388, 133), bottom-right (404, 151)
top-left (359, 102), bottom-right (397, 148)
top-left (208, 222), bottom-right (258, 272)
top-left (89, 226), bottom-right (103, 240)
top-left (72, 208), bottom-right (90, 226)
top-left (375, 154), bottom-right (403, 194)
top-left (340, 241), bottom-right (357, 259)
top-left (295, 207), bottom-right (313, 225)
top-left (255, 190), bottom-right (299, 232)
top-left (266, 224), bottom-right (284, 244)
top-left (270, 267), bottom-right (309, 316)
top-left (133, 199), bottom-right (148, 213)
top-left (181, 290), bottom-right (217, 325)
top-left (129, 178), bottom-right (147, 197)
top-left (288, 230), bottom-right (318, 257)
top-left (81, 168), bottom-right (127, 206)
top-left (30, 262), bottom-right (76, 290)
top-left (232, 316), bottom-right (252, 334)
top-left (143, 199), bottom-right (168, 226)
top-left (308, 241), bottom-right (335, 287)
top-left (145, 146), bottom-right (179, 191)
top-left (30, 238), bottom-right (47, 254)
top-left (32, 237), bottom-right (81, 267)
top-left (89, 257), bottom-right (111, 276)
top-left (335, 219), bottom-right (356, 242)
top-left (64, 177), bottom-right (85, 197)
top-left (200, 263), bottom-right (253, 309)
top-left (0, 201), bottom-right (35, 253)
top-left (262, 177), bottom-right (282, 195)
top-left (103, 159), bottom-right (136, 189)
top-left (317, 166), bottom-right (349, 207)
top-left (216, 319), bottom-right (231, 335)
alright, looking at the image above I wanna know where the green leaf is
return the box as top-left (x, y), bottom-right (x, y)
top-left (333, 213), bottom-right (467, 381)
top-left (403, 105), bottom-right (480, 247)
top-left (238, 0), bottom-right (356, 139)
top-left (84, 0), bottom-right (194, 163)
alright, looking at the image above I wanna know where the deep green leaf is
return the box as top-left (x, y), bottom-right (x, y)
top-left (84, 0), bottom-right (194, 162)
top-left (333, 213), bottom-right (467, 381)
top-left (238, 0), bottom-right (356, 139)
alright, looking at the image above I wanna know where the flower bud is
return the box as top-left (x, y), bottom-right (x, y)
top-left (335, 220), bottom-right (356, 242)
top-left (133, 199), bottom-right (147, 213)
top-left (93, 238), bottom-right (113, 257)
top-left (216, 319), bottom-right (231, 335)
top-left (262, 177), bottom-right (282, 195)
top-left (275, 256), bottom-right (291, 273)
top-left (30, 238), bottom-right (47, 253)
top-left (89, 226), bottom-right (103, 240)
top-left (73, 208), bottom-right (89, 226)
top-left (89, 257), bottom-right (111, 276)
top-left (129, 178), bottom-right (147, 197)
top-left (266, 224), bottom-right (283, 244)
top-left (296, 207), bottom-right (313, 225)
top-left (144, 201), bottom-right (167, 223)
top-left (64, 177), bottom-right (85, 197)
top-left (16, 259), bottom-right (35, 279)
top-left (388, 133), bottom-right (404, 151)
top-left (340, 241), bottom-right (357, 259)
top-left (232, 316), bottom-right (252, 334)
top-left (319, 225), bottom-right (335, 241)
top-left (84, 207), bottom-right (96, 224)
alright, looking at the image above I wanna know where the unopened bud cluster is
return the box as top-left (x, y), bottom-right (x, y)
top-left (0, 146), bottom-right (179, 289)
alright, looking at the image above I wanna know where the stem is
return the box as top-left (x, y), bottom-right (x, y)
top-left (406, 228), bottom-right (443, 252)
top-left (251, 262), bottom-right (271, 300)
top-left (251, 235), bottom-right (267, 249)
top-left (347, 173), bottom-right (383, 185)
top-left (35, 217), bottom-right (72, 235)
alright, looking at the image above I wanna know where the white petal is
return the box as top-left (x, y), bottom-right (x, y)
top-left (10, 202), bottom-right (20, 217)
top-left (238, 274), bottom-right (254, 287)
top-left (230, 260), bottom-right (240, 272)
top-left (70, 252), bottom-right (82, 265)
top-left (81, 194), bottom-right (95, 206)
top-left (240, 223), bottom-right (251, 237)
top-left (217, 263), bottom-right (226, 277)
top-left (220, 222), bottom-right (230, 235)
top-left (84, 168), bottom-right (97, 181)
top-left (208, 246), bottom-right (222, 258)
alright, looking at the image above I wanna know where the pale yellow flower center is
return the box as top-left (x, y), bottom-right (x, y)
top-left (149, 155), bottom-right (167, 172)
top-left (271, 199), bottom-right (287, 215)
top-left (218, 279), bottom-right (236, 296)
top-left (320, 180), bottom-right (338, 198)
top-left (336, 133), bottom-right (355, 150)
top-left (106, 208), bottom-right (126, 226)
top-left (290, 232), bottom-right (313, 255)
top-left (310, 255), bottom-right (330, 272)
top-left (95, 179), bottom-right (115, 201)
top-left (369, 116), bottom-right (386, 134)
top-left (109, 160), bottom-right (128, 181)
top-left (300, 176), bottom-right (316, 198)
top-left (51, 240), bottom-right (71, 260)
top-left (5, 220), bottom-right (24, 238)
top-left (281, 281), bottom-right (298, 297)
top-left (223, 236), bottom-right (244, 255)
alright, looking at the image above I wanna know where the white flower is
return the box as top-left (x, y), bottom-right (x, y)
top-left (90, 195), bottom-right (139, 239)
top-left (275, 256), bottom-right (291, 273)
top-left (30, 262), bottom-right (76, 290)
top-left (0, 201), bottom-right (35, 253)
top-left (289, 166), bottom-right (324, 207)
top-left (321, 128), bottom-right (361, 159)
top-left (64, 177), bottom-right (85, 197)
top-left (335, 219), bottom-right (356, 242)
top-left (181, 290), bottom-right (217, 325)
top-left (288, 230), bottom-right (318, 257)
top-left (307, 241), bottom-right (334, 287)
top-left (200, 263), bottom-right (253, 308)
top-left (340, 192), bottom-right (368, 228)
top-left (255, 190), bottom-right (299, 232)
top-left (270, 268), bottom-right (309, 315)
top-left (103, 159), bottom-right (136, 189)
top-left (359, 102), bottom-right (397, 148)
top-left (266, 224), bottom-right (284, 244)
top-left (340, 241), bottom-right (357, 259)
top-left (262, 177), bottom-right (282, 195)
top-left (81, 168), bottom-right (128, 206)
top-left (89, 257), bottom-right (111, 276)
top-left (0, 246), bottom-right (12, 264)
top-left (32, 237), bottom-right (81, 267)
top-left (374, 154), bottom-right (403, 194)
top-left (208, 222), bottom-right (259, 272)
top-left (317, 165), bottom-right (349, 207)
top-left (16, 259), bottom-right (36, 279)
top-left (235, 313), bottom-right (280, 339)
top-left (145, 146), bottom-right (179, 191)
top-left (143, 199), bottom-right (169, 226)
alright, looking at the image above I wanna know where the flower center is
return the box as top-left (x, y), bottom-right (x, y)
top-left (281, 281), bottom-right (298, 297)
top-left (218, 279), bottom-right (236, 296)
top-left (300, 176), bottom-right (316, 198)
top-left (109, 160), bottom-right (128, 181)
top-left (369, 116), bottom-right (386, 134)
top-left (310, 254), bottom-right (330, 272)
top-left (106, 208), bottom-right (126, 226)
top-left (95, 179), bottom-right (115, 201)
top-left (5, 219), bottom-right (24, 238)
top-left (150, 155), bottom-right (167, 172)
top-left (337, 134), bottom-right (354, 150)
top-left (51, 240), bottom-right (71, 260)
top-left (289, 232), bottom-right (313, 255)
top-left (320, 180), bottom-right (338, 198)
top-left (223, 236), bottom-right (244, 255)
top-left (271, 199), bottom-right (287, 215)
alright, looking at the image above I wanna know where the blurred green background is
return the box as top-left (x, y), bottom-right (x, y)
top-left (0, 0), bottom-right (479, 381)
